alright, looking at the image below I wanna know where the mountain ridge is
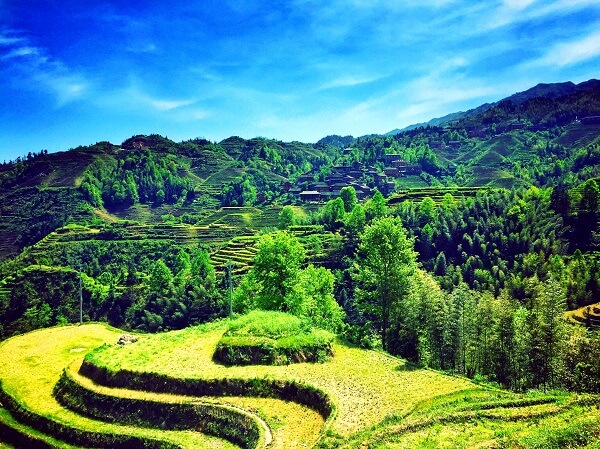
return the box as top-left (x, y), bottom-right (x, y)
top-left (385, 78), bottom-right (600, 135)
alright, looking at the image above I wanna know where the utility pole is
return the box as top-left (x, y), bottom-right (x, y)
top-left (226, 261), bottom-right (234, 319)
top-left (79, 272), bottom-right (83, 325)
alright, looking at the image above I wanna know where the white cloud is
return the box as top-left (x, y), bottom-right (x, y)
top-left (0, 35), bottom-right (25, 46)
top-left (485, 0), bottom-right (600, 30)
top-left (127, 43), bottom-right (158, 53)
top-left (190, 109), bottom-right (210, 120)
top-left (503, 0), bottom-right (537, 10)
top-left (530, 30), bottom-right (600, 67)
top-left (148, 98), bottom-right (196, 111)
top-left (33, 71), bottom-right (90, 106)
top-left (320, 73), bottom-right (388, 90)
top-left (0, 36), bottom-right (91, 107)
top-left (2, 46), bottom-right (41, 59)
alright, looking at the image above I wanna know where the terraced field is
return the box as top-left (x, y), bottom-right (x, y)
top-left (24, 221), bottom-right (255, 261)
top-left (198, 206), bottom-right (281, 230)
top-left (1, 323), bottom-right (600, 448)
top-left (567, 301), bottom-right (600, 328)
top-left (211, 236), bottom-right (260, 274)
top-left (388, 186), bottom-right (490, 206)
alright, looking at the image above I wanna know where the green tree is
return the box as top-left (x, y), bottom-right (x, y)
top-left (580, 179), bottom-right (600, 214)
top-left (364, 189), bottom-right (386, 220)
top-left (320, 197), bottom-right (346, 228)
top-left (345, 204), bottom-right (366, 236)
top-left (186, 249), bottom-right (220, 324)
top-left (340, 186), bottom-right (358, 213)
top-left (418, 197), bottom-right (436, 226)
top-left (148, 259), bottom-right (174, 296)
top-left (250, 231), bottom-right (306, 313)
top-left (355, 217), bottom-right (417, 351)
top-left (299, 265), bottom-right (344, 331)
top-left (529, 277), bottom-right (567, 389)
top-left (278, 205), bottom-right (296, 230)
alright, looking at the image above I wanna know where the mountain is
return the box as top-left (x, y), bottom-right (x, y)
top-left (387, 79), bottom-right (600, 135)
top-left (0, 135), bottom-right (337, 260)
top-left (316, 135), bottom-right (355, 148)
top-left (1, 78), bottom-right (600, 261)
top-left (505, 79), bottom-right (600, 105)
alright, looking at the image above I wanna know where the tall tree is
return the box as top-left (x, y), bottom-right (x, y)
top-left (278, 205), bottom-right (296, 230)
top-left (340, 186), bottom-right (358, 213)
top-left (250, 231), bottom-right (306, 313)
top-left (529, 277), bottom-right (567, 389)
top-left (355, 217), bottom-right (417, 351)
top-left (365, 189), bottom-right (387, 220)
top-left (345, 204), bottom-right (366, 237)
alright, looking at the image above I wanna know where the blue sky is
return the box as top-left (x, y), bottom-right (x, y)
top-left (1, 0), bottom-right (600, 161)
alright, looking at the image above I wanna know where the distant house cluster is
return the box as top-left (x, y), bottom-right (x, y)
top-left (289, 152), bottom-right (422, 202)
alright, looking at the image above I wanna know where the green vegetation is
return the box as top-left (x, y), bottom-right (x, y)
top-left (233, 231), bottom-right (344, 332)
top-left (0, 324), bottom-right (237, 448)
top-left (214, 311), bottom-right (335, 365)
top-left (1, 80), bottom-right (600, 447)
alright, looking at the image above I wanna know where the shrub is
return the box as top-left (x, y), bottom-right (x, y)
top-left (214, 311), bottom-right (334, 366)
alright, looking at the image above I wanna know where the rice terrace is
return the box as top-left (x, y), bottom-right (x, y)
top-left (1, 318), bottom-right (599, 449)
top-left (3, 2), bottom-right (600, 447)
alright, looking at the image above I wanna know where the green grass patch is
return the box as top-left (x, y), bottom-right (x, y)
top-left (214, 311), bottom-right (335, 365)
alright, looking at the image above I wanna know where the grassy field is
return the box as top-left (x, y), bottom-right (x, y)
top-left (86, 322), bottom-right (478, 436)
top-left (0, 324), bottom-right (237, 449)
top-left (2, 322), bottom-right (599, 448)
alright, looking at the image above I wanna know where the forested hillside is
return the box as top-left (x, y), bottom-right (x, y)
top-left (1, 79), bottom-right (600, 395)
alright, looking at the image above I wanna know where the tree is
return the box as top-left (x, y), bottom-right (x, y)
top-left (580, 179), bottom-right (600, 214)
top-left (187, 249), bottom-right (220, 324)
top-left (320, 197), bottom-right (346, 228)
top-left (340, 186), bottom-right (358, 213)
top-left (434, 252), bottom-right (447, 276)
top-left (345, 204), bottom-right (366, 236)
top-left (249, 231), bottom-right (306, 313)
top-left (528, 277), bottom-right (567, 390)
top-left (418, 197), bottom-right (436, 226)
top-left (355, 217), bottom-right (417, 351)
top-left (278, 205), bottom-right (296, 230)
top-left (364, 189), bottom-right (386, 220)
top-left (299, 265), bottom-right (344, 331)
top-left (148, 259), bottom-right (174, 296)
top-left (234, 231), bottom-right (342, 330)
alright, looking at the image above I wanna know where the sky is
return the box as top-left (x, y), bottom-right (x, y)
top-left (1, 0), bottom-right (600, 161)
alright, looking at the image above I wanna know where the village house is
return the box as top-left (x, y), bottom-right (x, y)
top-left (379, 154), bottom-right (404, 165)
top-left (299, 190), bottom-right (321, 202)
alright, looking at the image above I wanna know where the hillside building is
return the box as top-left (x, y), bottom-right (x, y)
top-left (299, 190), bottom-right (321, 202)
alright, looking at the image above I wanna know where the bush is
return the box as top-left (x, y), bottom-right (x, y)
top-left (214, 311), bottom-right (334, 366)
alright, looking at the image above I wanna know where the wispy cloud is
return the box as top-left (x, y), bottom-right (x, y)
top-left (528, 30), bottom-right (600, 68)
top-left (0, 35), bottom-right (25, 47)
top-left (148, 98), bottom-right (196, 111)
top-left (0, 33), bottom-right (91, 106)
top-left (2, 45), bottom-right (42, 59)
top-left (320, 73), bottom-right (388, 90)
top-left (94, 77), bottom-right (200, 115)
top-left (502, 0), bottom-right (537, 10)
top-left (127, 43), bottom-right (158, 54)
top-left (485, 0), bottom-right (599, 30)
